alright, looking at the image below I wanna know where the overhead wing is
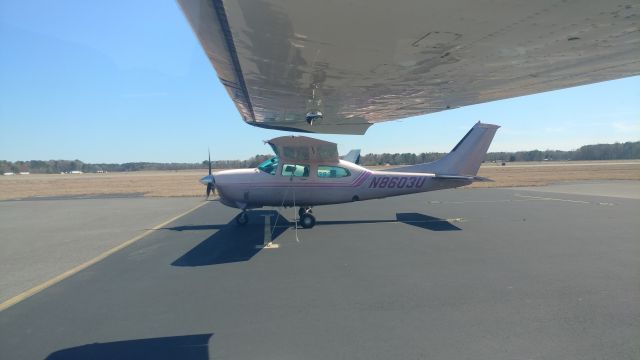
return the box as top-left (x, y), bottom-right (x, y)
top-left (178, 0), bottom-right (640, 134)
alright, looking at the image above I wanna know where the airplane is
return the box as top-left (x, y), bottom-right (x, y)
top-left (200, 121), bottom-right (498, 228)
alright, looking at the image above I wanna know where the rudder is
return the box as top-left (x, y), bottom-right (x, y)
top-left (393, 122), bottom-right (500, 176)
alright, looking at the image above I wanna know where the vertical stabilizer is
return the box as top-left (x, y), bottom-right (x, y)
top-left (341, 149), bottom-right (362, 164)
top-left (393, 122), bottom-right (500, 176)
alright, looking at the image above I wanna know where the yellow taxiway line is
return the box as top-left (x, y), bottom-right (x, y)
top-left (0, 201), bottom-right (208, 312)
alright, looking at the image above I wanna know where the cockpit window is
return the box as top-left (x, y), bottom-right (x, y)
top-left (317, 165), bottom-right (351, 178)
top-left (258, 157), bottom-right (278, 175)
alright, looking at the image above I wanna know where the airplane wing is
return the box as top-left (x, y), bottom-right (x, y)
top-left (178, 0), bottom-right (639, 134)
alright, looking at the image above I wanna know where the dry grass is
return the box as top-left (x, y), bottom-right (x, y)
top-left (1, 161), bottom-right (639, 200)
top-left (0, 170), bottom-right (207, 200)
top-left (471, 160), bottom-right (640, 188)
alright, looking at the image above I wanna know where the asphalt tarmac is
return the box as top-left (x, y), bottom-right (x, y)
top-left (0, 197), bottom-right (201, 304)
top-left (0, 184), bottom-right (638, 359)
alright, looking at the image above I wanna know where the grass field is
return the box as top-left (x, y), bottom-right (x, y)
top-left (1, 160), bottom-right (639, 201)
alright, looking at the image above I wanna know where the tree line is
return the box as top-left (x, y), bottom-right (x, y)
top-left (360, 141), bottom-right (639, 165)
top-left (1, 141), bottom-right (638, 174)
top-left (0, 155), bottom-right (274, 174)
top-left (482, 141), bottom-right (640, 163)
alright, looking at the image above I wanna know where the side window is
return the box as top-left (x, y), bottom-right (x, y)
top-left (281, 164), bottom-right (310, 177)
top-left (317, 166), bottom-right (351, 178)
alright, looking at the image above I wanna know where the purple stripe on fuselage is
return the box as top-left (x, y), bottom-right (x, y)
top-left (228, 171), bottom-right (371, 188)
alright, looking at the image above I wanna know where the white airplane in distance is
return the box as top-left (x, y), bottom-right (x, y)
top-left (200, 122), bottom-right (498, 228)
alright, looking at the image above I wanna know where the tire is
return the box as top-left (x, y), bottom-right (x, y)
top-left (235, 212), bottom-right (248, 226)
top-left (300, 213), bottom-right (316, 229)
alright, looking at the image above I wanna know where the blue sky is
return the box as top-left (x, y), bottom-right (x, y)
top-left (1, 1), bottom-right (638, 163)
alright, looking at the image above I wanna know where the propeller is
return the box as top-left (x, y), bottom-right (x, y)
top-left (200, 149), bottom-right (215, 199)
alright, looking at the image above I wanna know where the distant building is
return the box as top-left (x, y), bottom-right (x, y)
top-left (19, 172), bottom-right (30, 175)
top-left (3, 172), bottom-right (15, 176)
top-left (70, 171), bottom-right (83, 174)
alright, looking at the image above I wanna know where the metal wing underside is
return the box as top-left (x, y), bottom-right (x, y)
top-left (178, 0), bottom-right (640, 134)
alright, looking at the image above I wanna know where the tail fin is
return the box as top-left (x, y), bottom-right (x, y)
top-left (341, 149), bottom-right (361, 164)
top-left (393, 122), bottom-right (499, 176)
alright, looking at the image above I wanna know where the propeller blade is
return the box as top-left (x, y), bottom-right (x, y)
top-left (202, 149), bottom-right (215, 199)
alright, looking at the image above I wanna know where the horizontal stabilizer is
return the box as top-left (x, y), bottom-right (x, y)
top-left (434, 175), bottom-right (494, 182)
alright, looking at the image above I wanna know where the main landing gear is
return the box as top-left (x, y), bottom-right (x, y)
top-left (298, 207), bottom-right (316, 229)
top-left (235, 211), bottom-right (248, 226)
top-left (234, 207), bottom-right (316, 229)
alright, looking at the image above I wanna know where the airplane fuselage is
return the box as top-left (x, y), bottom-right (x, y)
top-left (200, 122), bottom-right (499, 228)
top-left (213, 160), bottom-right (469, 210)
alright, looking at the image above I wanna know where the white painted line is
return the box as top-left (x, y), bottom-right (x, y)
top-left (0, 201), bottom-right (208, 312)
top-left (597, 202), bottom-right (615, 206)
top-left (430, 199), bottom-right (513, 204)
top-left (432, 194), bottom-right (611, 206)
top-left (256, 243), bottom-right (280, 249)
top-left (514, 194), bottom-right (591, 204)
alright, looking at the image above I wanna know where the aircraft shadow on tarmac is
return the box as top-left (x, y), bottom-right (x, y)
top-left (170, 210), bottom-right (289, 267)
top-left (44, 333), bottom-right (213, 360)
top-left (169, 211), bottom-right (459, 267)
top-left (317, 212), bottom-right (462, 231)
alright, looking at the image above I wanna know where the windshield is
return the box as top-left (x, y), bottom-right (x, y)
top-left (257, 157), bottom-right (279, 175)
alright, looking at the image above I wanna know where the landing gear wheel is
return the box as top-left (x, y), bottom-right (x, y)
top-left (235, 212), bottom-right (248, 226)
top-left (298, 207), bottom-right (312, 218)
top-left (300, 213), bottom-right (316, 229)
